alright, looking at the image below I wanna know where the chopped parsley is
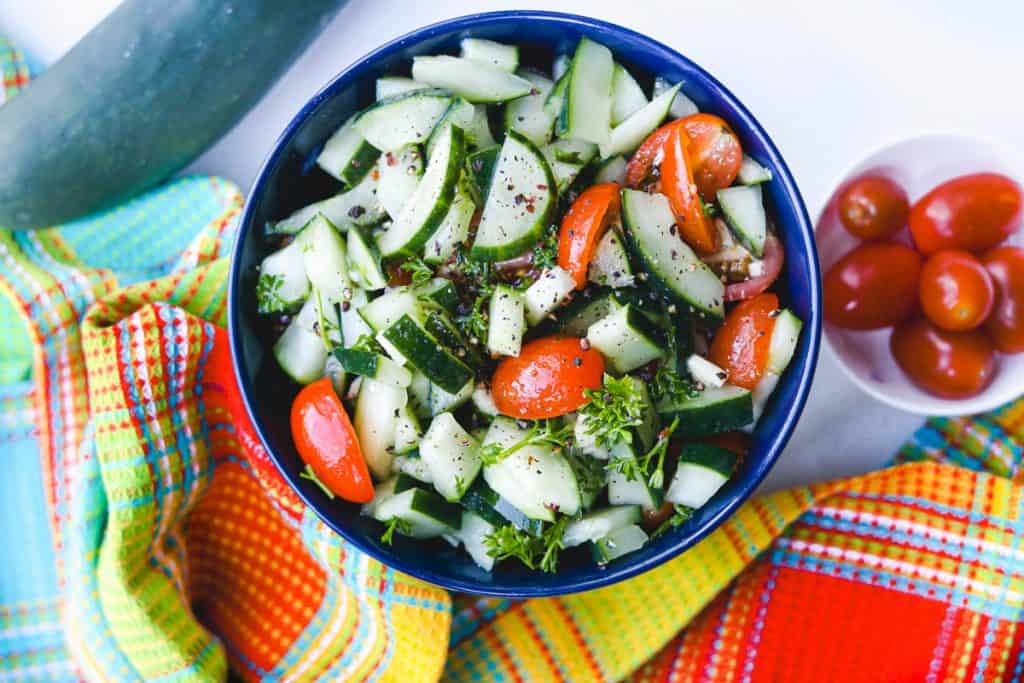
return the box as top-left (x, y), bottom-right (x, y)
top-left (380, 517), bottom-right (412, 545)
top-left (578, 374), bottom-right (645, 449)
top-left (651, 364), bottom-right (701, 406)
top-left (401, 256), bottom-right (435, 288)
top-left (532, 223), bottom-right (561, 272)
top-left (300, 465), bottom-right (335, 499)
top-left (650, 504), bottom-right (694, 540)
top-left (484, 516), bottom-right (570, 573)
top-left (256, 272), bottom-right (287, 313)
top-left (608, 417), bottom-right (680, 487)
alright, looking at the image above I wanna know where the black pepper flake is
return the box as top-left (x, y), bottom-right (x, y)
top-left (348, 205), bottom-right (366, 218)
top-left (573, 357), bottom-right (583, 366)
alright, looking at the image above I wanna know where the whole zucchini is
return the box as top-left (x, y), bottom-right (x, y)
top-left (0, 0), bottom-right (348, 230)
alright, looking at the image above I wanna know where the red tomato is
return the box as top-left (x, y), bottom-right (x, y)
top-left (679, 113), bottom-right (744, 198)
top-left (823, 242), bottom-right (922, 330)
top-left (558, 183), bottom-right (621, 289)
top-left (661, 123), bottom-right (719, 253)
top-left (890, 318), bottom-right (997, 399)
top-left (291, 377), bottom-right (374, 503)
top-left (708, 293), bottom-right (779, 390)
top-left (624, 121), bottom-right (674, 188)
top-left (837, 175), bottom-right (909, 240)
top-left (701, 431), bottom-right (751, 458)
top-left (491, 337), bottom-right (604, 419)
top-left (918, 250), bottom-right (994, 331)
top-left (909, 173), bottom-right (1023, 254)
top-left (981, 245), bottom-right (1024, 352)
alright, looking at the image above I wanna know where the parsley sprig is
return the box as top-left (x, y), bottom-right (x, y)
top-left (300, 465), bottom-right (335, 499)
top-left (256, 272), bottom-right (287, 313)
top-left (532, 223), bottom-right (560, 272)
top-left (401, 256), bottom-right (435, 288)
top-left (650, 504), bottom-right (694, 540)
top-left (380, 517), bottom-right (412, 545)
top-left (479, 419), bottom-right (573, 466)
top-left (578, 374), bottom-right (645, 449)
top-left (484, 517), bottom-right (570, 573)
top-left (651, 364), bottom-right (700, 406)
top-left (608, 417), bottom-right (681, 487)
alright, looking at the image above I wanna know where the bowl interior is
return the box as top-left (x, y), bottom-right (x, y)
top-left (230, 11), bottom-right (820, 596)
top-left (817, 134), bottom-right (1023, 416)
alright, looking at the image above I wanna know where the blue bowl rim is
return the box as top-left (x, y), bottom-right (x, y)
top-left (229, 9), bottom-right (822, 597)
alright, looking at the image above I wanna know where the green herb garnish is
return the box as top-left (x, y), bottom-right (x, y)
top-left (479, 419), bottom-right (574, 466)
top-left (484, 516), bottom-right (571, 572)
top-left (256, 272), bottom-right (286, 313)
top-left (380, 517), bottom-right (412, 545)
top-left (608, 417), bottom-right (680, 486)
top-left (456, 293), bottom-right (491, 345)
top-left (300, 464), bottom-right (335, 499)
top-left (650, 504), bottom-right (694, 540)
top-left (578, 374), bottom-right (645, 449)
top-left (532, 223), bottom-right (561, 272)
top-left (401, 256), bottom-right (435, 288)
top-left (651, 364), bottom-right (701, 406)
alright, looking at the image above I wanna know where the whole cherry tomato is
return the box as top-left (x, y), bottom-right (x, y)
top-left (823, 242), bottom-right (922, 330)
top-left (909, 173), bottom-right (1022, 254)
top-left (558, 183), bottom-right (621, 289)
top-left (661, 123), bottom-right (719, 253)
top-left (708, 292), bottom-right (779, 390)
top-left (890, 317), bottom-right (997, 399)
top-left (837, 175), bottom-right (909, 240)
top-left (291, 377), bottom-right (374, 503)
top-left (981, 245), bottom-right (1024, 353)
top-left (918, 250), bottom-right (995, 332)
top-left (491, 336), bottom-right (605, 419)
top-left (679, 113), bottom-right (744, 199)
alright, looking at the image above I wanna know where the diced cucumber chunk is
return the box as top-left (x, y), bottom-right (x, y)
top-left (471, 131), bottom-right (556, 261)
top-left (393, 453), bottom-right (432, 483)
top-left (427, 97), bottom-right (495, 156)
top-left (376, 76), bottom-right (427, 100)
top-left (666, 443), bottom-right (737, 508)
top-left (273, 309), bottom-right (328, 384)
top-left (257, 239), bottom-right (309, 314)
top-left (594, 155), bottom-right (627, 185)
top-left (324, 353), bottom-right (347, 395)
top-left (333, 348), bottom-right (412, 388)
top-left (420, 412), bottom-right (482, 501)
top-left (346, 224), bottom-right (388, 290)
top-left (620, 189), bottom-right (725, 320)
top-left (587, 229), bottom-right (634, 288)
top-left (608, 446), bottom-right (663, 509)
top-left (738, 155), bottom-right (773, 185)
top-left (586, 304), bottom-right (665, 374)
top-left (424, 174), bottom-right (475, 264)
top-left (415, 278), bottom-right (459, 313)
top-left (297, 214), bottom-right (350, 303)
top-left (544, 71), bottom-right (570, 125)
top-left (460, 38), bottom-right (518, 72)
top-left (611, 63), bottom-right (648, 125)
top-left (412, 55), bottom-right (532, 103)
top-left (534, 288), bottom-right (622, 338)
top-left (524, 266), bottom-right (576, 326)
top-left (768, 309), bottom-right (802, 375)
top-left (591, 523), bottom-right (648, 564)
top-left (560, 38), bottom-right (614, 146)
top-left (718, 184), bottom-right (767, 258)
top-left (654, 76), bottom-right (699, 118)
top-left (487, 284), bottom-right (525, 357)
top-left (316, 114), bottom-right (380, 187)
top-left (340, 288), bottom-right (372, 348)
top-left (428, 378), bottom-right (474, 416)
top-left (600, 81), bottom-right (680, 158)
top-left (355, 378), bottom-right (407, 480)
top-left (268, 169), bottom-right (385, 235)
top-left (686, 354), bottom-right (727, 389)
top-left (562, 506), bottom-right (641, 548)
top-left (656, 384), bottom-right (753, 437)
top-left (750, 371), bottom-right (779, 425)
top-left (358, 289), bottom-right (422, 332)
top-left (375, 486), bottom-right (462, 536)
top-left (574, 411), bottom-right (611, 460)
top-left (354, 89), bottom-right (451, 151)
top-left (471, 385), bottom-right (499, 417)
top-left (505, 70), bottom-right (556, 147)
top-left (458, 511), bottom-right (497, 571)
top-left (552, 53), bottom-right (571, 81)
top-left (381, 315), bottom-right (473, 394)
top-left (377, 144), bottom-right (424, 219)
top-left (407, 371), bottom-right (432, 421)
top-left (461, 478), bottom-right (544, 537)
top-left (393, 403), bottom-right (422, 455)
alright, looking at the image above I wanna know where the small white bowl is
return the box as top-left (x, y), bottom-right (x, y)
top-left (816, 133), bottom-right (1024, 416)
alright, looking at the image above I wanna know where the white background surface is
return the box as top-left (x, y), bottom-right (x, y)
top-left (3, 0), bottom-right (1023, 491)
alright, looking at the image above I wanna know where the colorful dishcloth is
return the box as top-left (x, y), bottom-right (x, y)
top-left (3, 38), bottom-right (1024, 683)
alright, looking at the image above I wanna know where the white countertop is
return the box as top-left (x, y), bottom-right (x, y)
top-left (5, 0), bottom-right (1024, 491)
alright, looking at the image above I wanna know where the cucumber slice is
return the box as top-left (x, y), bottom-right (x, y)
top-left (531, 287), bottom-right (622, 338)
top-left (346, 224), bottom-right (388, 290)
top-left (424, 173), bottom-right (475, 264)
top-left (505, 70), bottom-right (556, 147)
top-left (586, 304), bottom-right (665, 374)
top-left (560, 37), bottom-right (614, 146)
top-left (415, 278), bottom-right (459, 313)
top-left (297, 214), bottom-right (350, 303)
top-left (666, 443), bottom-right (737, 508)
top-left (316, 114), bottom-right (380, 187)
top-left (268, 169), bottom-right (385, 235)
top-left (608, 442), bottom-right (663, 509)
top-left (467, 145), bottom-right (500, 205)
top-left (544, 71), bottom-right (570, 127)
top-left (394, 453), bottom-right (432, 483)
top-left (393, 403), bottom-right (422, 455)
top-left (594, 155), bottom-right (627, 185)
top-left (412, 55), bottom-right (532, 103)
top-left (355, 377), bottom-right (407, 480)
top-left (750, 371), bottom-right (780, 425)
top-left (620, 189), bottom-right (725, 320)
top-left (407, 371), bottom-right (432, 421)
top-left (458, 511), bottom-right (497, 571)
top-left (524, 266), bottom-right (576, 326)
top-left (768, 309), bottom-right (803, 375)
top-left (340, 288), bottom-right (372, 348)
top-left (420, 412), bottom-right (482, 501)
top-left (590, 523), bottom-right (648, 564)
top-left (256, 239), bottom-right (309, 314)
top-left (565, 448), bottom-right (606, 510)
top-left (428, 378), bottom-right (474, 416)
top-left (422, 311), bottom-right (483, 368)
top-left (460, 38), bottom-right (518, 72)
top-left (562, 505), bottom-right (641, 548)
top-left (376, 76), bottom-right (427, 100)
top-left (273, 309), bottom-right (328, 384)
top-left (461, 478), bottom-right (544, 537)
top-left (718, 185), bottom-right (767, 258)
top-left (654, 76), bottom-right (699, 118)
top-left (686, 354), bottom-right (727, 389)
top-left (354, 89), bottom-right (452, 151)
top-left (552, 54), bottom-right (571, 81)
top-left (380, 315), bottom-right (473, 394)
top-left (480, 417), bottom-right (581, 521)
top-left (738, 155), bottom-right (773, 185)
top-left (427, 97), bottom-right (496, 156)
top-left (542, 138), bottom-right (599, 193)
top-left (588, 228), bottom-right (634, 288)
top-left (471, 131), bottom-right (556, 261)
top-left (611, 63), bottom-right (648, 125)
top-left (600, 81), bottom-right (680, 158)
top-left (628, 375), bottom-right (661, 451)
top-left (471, 385), bottom-right (499, 417)
top-left (358, 289), bottom-right (422, 332)
top-left (374, 486), bottom-right (462, 536)
top-left (656, 384), bottom-right (753, 437)
top-left (487, 284), bottom-right (525, 357)
top-left (377, 144), bottom-right (424, 219)
top-left (333, 348), bottom-right (412, 388)
top-left (378, 124), bottom-right (466, 257)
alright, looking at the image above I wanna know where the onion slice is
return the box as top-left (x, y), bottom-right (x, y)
top-left (724, 234), bottom-right (784, 302)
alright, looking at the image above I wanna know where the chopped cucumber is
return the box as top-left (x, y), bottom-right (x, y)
top-left (656, 384), bottom-right (753, 437)
top-left (611, 63), bottom-right (647, 125)
top-left (750, 371), bottom-right (779, 425)
top-left (686, 354), bottom-right (727, 389)
top-left (574, 411), bottom-right (610, 460)
top-left (552, 53), bottom-right (571, 81)
top-left (374, 485), bottom-right (462, 537)
top-left (542, 138), bottom-right (599, 193)
top-left (340, 288), bottom-right (372, 348)
top-left (424, 173), bottom-right (475, 264)
top-left (393, 403), bottom-right (422, 455)
top-left (346, 224), bottom-right (388, 290)
top-left (427, 97), bottom-right (495, 157)
top-left (586, 304), bottom-right (665, 374)
top-left (407, 371), bottom-right (432, 421)
top-left (354, 89), bottom-right (451, 151)
top-left (653, 76), bottom-right (699, 118)
top-left (600, 81), bottom-right (680, 158)
top-left (532, 287), bottom-right (622, 338)
top-left (718, 184), bottom-right (767, 258)
top-left (380, 315), bottom-right (473, 394)
top-left (594, 155), bottom-right (627, 185)
top-left (471, 385), bottom-right (499, 417)
top-left (376, 76), bottom-right (427, 100)
top-left (377, 144), bottom-right (424, 219)
top-left (273, 303), bottom-right (328, 384)
top-left (461, 478), bottom-right (544, 537)
top-left (524, 266), bottom-right (576, 326)
top-left (355, 377), bottom-right (407, 480)
top-left (587, 229), bottom-right (634, 288)
top-left (666, 443), bottom-right (737, 508)
top-left (505, 70), bottom-right (556, 146)
top-left (487, 284), bottom-right (525, 357)
top-left (560, 37), bottom-right (614, 146)
top-left (268, 168), bottom-right (385, 234)
top-left (420, 412), bottom-right (481, 501)
top-left (297, 214), bottom-right (350, 303)
top-left (458, 511), bottom-right (497, 571)
top-left (562, 506), bottom-right (641, 548)
top-left (460, 38), bottom-right (518, 72)
top-left (257, 239), bottom-right (308, 314)
top-left (394, 453), bottom-right (432, 483)
top-left (415, 278), bottom-right (459, 313)
top-left (316, 114), bottom-right (380, 187)
top-left (427, 378), bottom-right (474, 416)
top-left (737, 155), bottom-right (773, 185)
top-left (333, 348), bottom-right (412, 388)
top-left (544, 71), bottom-right (570, 125)
top-left (608, 443), bottom-right (663, 509)
top-left (412, 55), bottom-right (532, 103)
top-left (467, 145), bottom-right (500, 205)
top-left (358, 289), bottom-right (422, 332)
top-left (591, 523), bottom-right (648, 564)
top-left (768, 309), bottom-right (802, 375)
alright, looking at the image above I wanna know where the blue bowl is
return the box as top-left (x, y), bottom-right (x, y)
top-left (229, 10), bottom-right (821, 597)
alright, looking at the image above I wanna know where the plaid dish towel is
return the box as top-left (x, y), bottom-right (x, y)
top-left (3, 38), bottom-right (1024, 682)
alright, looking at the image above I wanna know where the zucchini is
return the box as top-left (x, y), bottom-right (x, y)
top-left (460, 38), bottom-right (519, 72)
top-left (354, 89), bottom-right (452, 151)
top-left (316, 114), bottom-right (380, 187)
top-left (412, 55), bottom-right (532, 103)
top-left (0, 0), bottom-right (347, 230)
top-left (656, 384), bottom-right (754, 436)
top-left (665, 443), bottom-right (737, 508)
top-left (718, 185), bottom-right (768, 258)
top-left (380, 315), bottom-right (474, 394)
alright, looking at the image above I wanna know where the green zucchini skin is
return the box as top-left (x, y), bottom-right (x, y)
top-left (0, 0), bottom-right (347, 230)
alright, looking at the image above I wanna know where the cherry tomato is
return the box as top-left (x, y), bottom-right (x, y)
top-left (624, 121), bottom-right (674, 188)
top-left (661, 123), bottom-right (719, 253)
top-left (837, 175), bottom-right (909, 240)
top-left (558, 183), bottom-right (621, 289)
top-left (890, 317), bottom-right (997, 399)
top-left (679, 113), bottom-right (744, 198)
top-left (981, 245), bottom-right (1024, 352)
top-left (909, 173), bottom-right (1023, 254)
top-left (823, 242), bottom-right (922, 330)
top-left (709, 293), bottom-right (779, 390)
top-left (918, 250), bottom-right (994, 332)
top-left (701, 431), bottom-right (751, 458)
top-left (491, 337), bottom-right (605, 419)
top-left (291, 377), bottom-right (374, 503)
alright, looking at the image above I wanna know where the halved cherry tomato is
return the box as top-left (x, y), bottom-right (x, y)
top-left (558, 182), bottom-right (621, 289)
top-left (291, 377), bottom-right (374, 503)
top-left (679, 113), bottom-right (744, 198)
top-left (823, 242), bottom-right (922, 330)
top-left (909, 173), bottom-right (1023, 254)
top-left (701, 431), bottom-right (751, 458)
top-left (491, 337), bottom-right (604, 419)
top-left (709, 293), bottom-right (779, 390)
top-left (890, 317), bottom-right (997, 399)
top-left (918, 250), bottom-right (994, 332)
top-left (837, 175), bottom-right (909, 240)
top-left (982, 245), bottom-right (1024, 353)
top-left (624, 121), bottom-right (674, 188)
top-left (661, 123), bottom-right (719, 253)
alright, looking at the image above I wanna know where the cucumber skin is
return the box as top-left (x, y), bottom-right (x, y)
top-left (460, 480), bottom-right (544, 537)
top-left (0, 0), bottom-right (346, 230)
top-left (381, 315), bottom-right (473, 394)
top-left (659, 392), bottom-right (754, 437)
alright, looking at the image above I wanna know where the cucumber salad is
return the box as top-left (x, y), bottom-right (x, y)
top-left (258, 37), bottom-right (802, 572)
